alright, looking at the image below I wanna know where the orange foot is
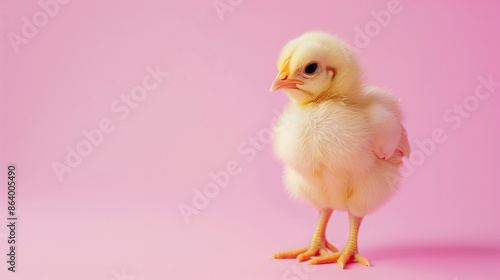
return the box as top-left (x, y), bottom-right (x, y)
top-left (309, 248), bottom-right (370, 269)
top-left (271, 240), bottom-right (338, 262)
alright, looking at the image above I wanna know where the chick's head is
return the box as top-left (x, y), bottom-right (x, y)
top-left (270, 31), bottom-right (362, 104)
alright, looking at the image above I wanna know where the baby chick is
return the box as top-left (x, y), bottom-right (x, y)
top-left (270, 31), bottom-right (409, 269)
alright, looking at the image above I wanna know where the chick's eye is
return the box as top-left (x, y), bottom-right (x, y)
top-left (304, 63), bottom-right (318, 74)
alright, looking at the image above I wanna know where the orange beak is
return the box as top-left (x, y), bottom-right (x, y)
top-left (269, 58), bottom-right (304, 92)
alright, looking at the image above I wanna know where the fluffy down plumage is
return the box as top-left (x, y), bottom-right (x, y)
top-left (272, 32), bottom-right (409, 217)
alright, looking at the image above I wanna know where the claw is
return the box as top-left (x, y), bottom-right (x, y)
top-left (271, 247), bottom-right (308, 259)
top-left (354, 254), bottom-right (370, 267)
top-left (273, 212), bottom-right (370, 269)
top-left (337, 251), bottom-right (352, 269)
top-left (297, 248), bottom-right (315, 262)
top-left (308, 252), bottom-right (340, 265)
top-left (298, 246), bottom-right (326, 261)
top-left (273, 209), bottom-right (337, 264)
top-left (273, 240), bottom-right (338, 262)
top-left (308, 250), bottom-right (370, 269)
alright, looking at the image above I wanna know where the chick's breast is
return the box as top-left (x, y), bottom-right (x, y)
top-left (273, 100), bottom-right (377, 210)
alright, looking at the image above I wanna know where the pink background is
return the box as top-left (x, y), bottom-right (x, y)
top-left (1, 0), bottom-right (500, 279)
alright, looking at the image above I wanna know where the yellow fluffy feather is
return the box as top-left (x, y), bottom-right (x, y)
top-left (270, 31), bottom-right (409, 269)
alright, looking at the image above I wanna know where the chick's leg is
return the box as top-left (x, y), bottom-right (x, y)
top-left (309, 213), bottom-right (370, 269)
top-left (272, 208), bottom-right (338, 262)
